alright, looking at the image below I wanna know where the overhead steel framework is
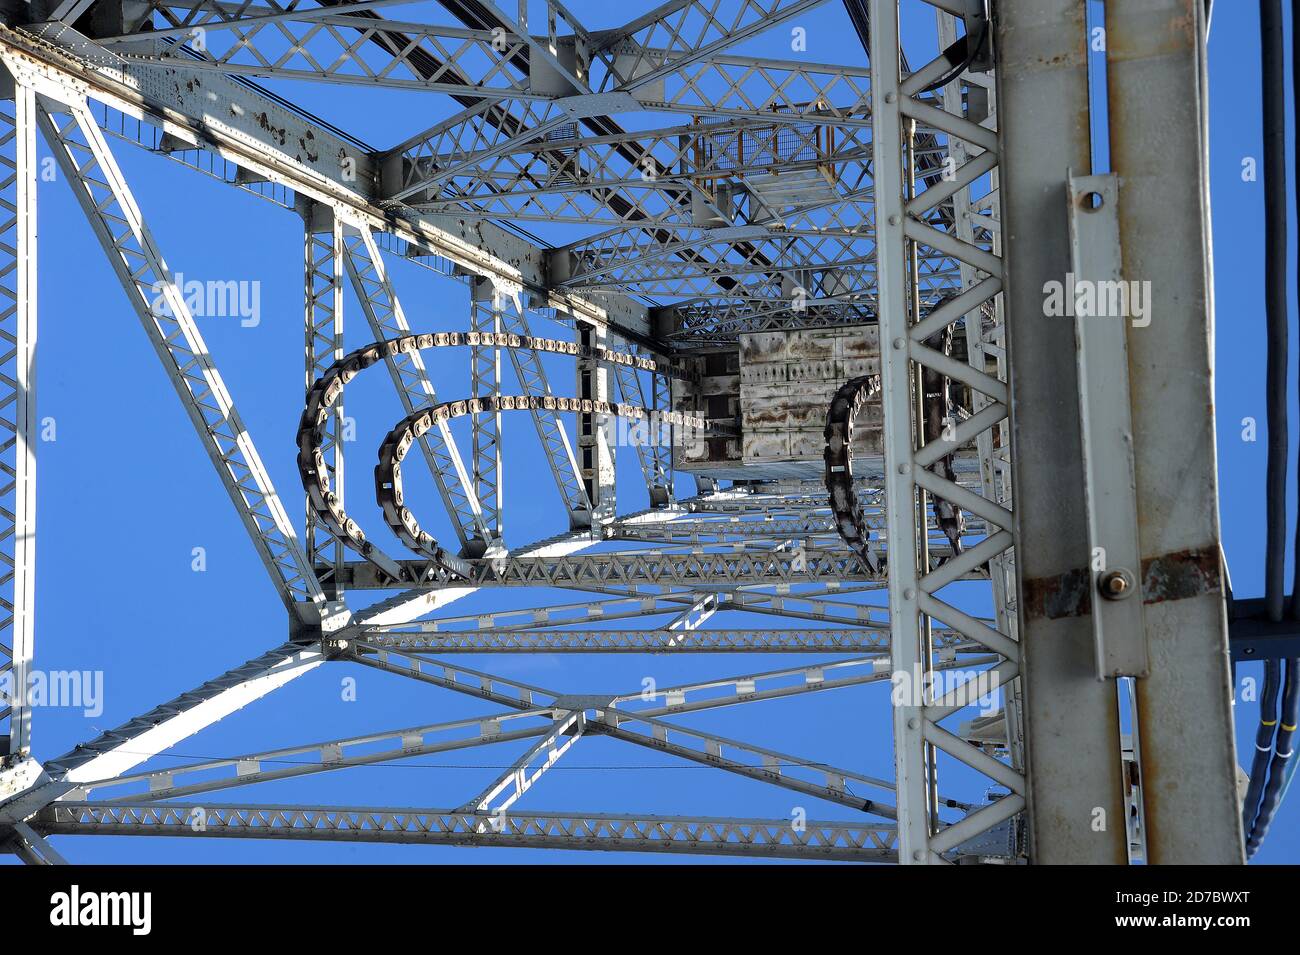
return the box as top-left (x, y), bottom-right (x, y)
top-left (0, 0), bottom-right (1242, 865)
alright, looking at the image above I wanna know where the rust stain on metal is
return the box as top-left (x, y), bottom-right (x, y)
top-left (1023, 547), bottom-right (1220, 620)
top-left (1023, 567), bottom-right (1092, 620)
top-left (1140, 547), bottom-right (1220, 604)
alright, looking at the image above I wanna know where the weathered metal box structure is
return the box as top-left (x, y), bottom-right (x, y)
top-left (672, 327), bottom-right (882, 480)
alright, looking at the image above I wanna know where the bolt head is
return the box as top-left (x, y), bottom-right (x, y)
top-left (1099, 569), bottom-right (1134, 600)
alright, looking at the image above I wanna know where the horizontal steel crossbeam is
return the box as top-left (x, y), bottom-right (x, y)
top-left (37, 802), bottom-right (898, 861)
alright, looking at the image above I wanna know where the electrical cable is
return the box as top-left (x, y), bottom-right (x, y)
top-left (917, 22), bottom-right (990, 96)
top-left (1243, 0), bottom-right (1299, 858)
top-left (1242, 658), bottom-right (1282, 835)
top-left (1290, 0), bottom-right (1300, 619)
top-left (1247, 659), bottom-right (1300, 856)
top-left (1262, 0), bottom-right (1288, 624)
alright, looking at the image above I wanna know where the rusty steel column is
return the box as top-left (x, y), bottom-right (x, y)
top-left (1107, 0), bottom-right (1244, 864)
top-left (995, 0), bottom-right (1130, 863)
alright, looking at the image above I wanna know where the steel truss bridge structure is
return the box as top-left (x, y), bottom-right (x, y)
top-left (0, 0), bottom-right (1243, 865)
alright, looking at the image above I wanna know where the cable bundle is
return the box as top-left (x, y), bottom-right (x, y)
top-left (1242, 0), bottom-right (1300, 858)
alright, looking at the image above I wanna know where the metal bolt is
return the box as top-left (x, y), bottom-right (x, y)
top-left (1099, 569), bottom-right (1134, 600)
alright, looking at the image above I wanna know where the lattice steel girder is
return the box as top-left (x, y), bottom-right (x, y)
top-left (553, 239), bottom-right (962, 302)
top-left (590, 0), bottom-right (833, 90)
top-left (688, 488), bottom-right (842, 509)
top-left (355, 627), bottom-right (914, 653)
top-left (303, 201), bottom-right (347, 597)
top-left (108, 5), bottom-right (545, 99)
top-left (340, 222), bottom-right (488, 549)
top-left (611, 515), bottom-right (849, 541)
top-left (575, 319), bottom-right (615, 526)
top-left (329, 547), bottom-right (966, 589)
top-left (418, 115), bottom-right (872, 183)
top-left (551, 226), bottom-right (883, 292)
top-left (0, 76), bottom-right (37, 759)
top-left (96, 0), bottom-right (440, 41)
top-left (384, 58), bottom-right (871, 191)
top-left (407, 117), bottom-right (876, 219)
top-left (345, 528), bottom-right (598, 629)
top-left (469, 278), bottom-right (505, 550)
top-left (36, 803), bottom-right (899, 861)
top-left (592, 708), bottom-right (903, 817)
top-left (610, 356), bottom-right (672, 506)
top-left (32, 89), bottom-right (334, 625)
top-left (383, 57), bottom-right (872, 202)
top-left (495, 296), bottom-right (591, 522)
top-left (358, 579), bottom-right (895, 633)
top-left (934, 8), bottom-right (1022, 777)
top-left (411, 175), bottom-right (882, 231)
top-left (342, 644), bottom-right (987, 820)
top-left (75, 709), bottom-right (562, 803)
top-left (347, 645), bottom-right (892, 719)
top-left (870, 0), bottom-right (1024, 864)
top-left (568, 264), bottom-right (883, 301)
top-left (102, 0), bottom-right (839, 106)
top-left (611, 654), bottom-right (904, 717)
top-left (658, 298), bottom-right (877, 344)
top-left (453, 584), bottom-right (893, 629)
top-left (649, 365), bottom-right (674, 496)
top-left (4, 22), bottom-right (652, 338)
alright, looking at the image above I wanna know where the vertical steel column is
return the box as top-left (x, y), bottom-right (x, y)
top-left (0, 74), bottom-right (36, 759)
top-left (576, 319), bottom-right (615, 528)
top-left (936, 10), bottom-right (1023, 772)
top-left (994, 0), bottom-right (1129, 863)
top-left (302, 201), bottom-right (345, 599)
top-left (869, 0), bottom-right (1027, 864)
top-left (651, 365), bottom-right (675, 505)
top-left (1106, 0), bottom-right (1243, 864)
top-left (496, 297), bottom-right (591, 525)
top-left (469, 276), bottom-right (504, 555)
top-left (868, 0), bottom-right (929, 860)
top-left (612, 351), bottom-right (672, 508)
top-left (340, 226), bottom-right (487, 551)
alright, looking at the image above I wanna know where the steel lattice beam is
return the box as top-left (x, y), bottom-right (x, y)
top-left (0, 77), bottom-right (36, 759)
top-left (37, 802), bottom-right (898, 861)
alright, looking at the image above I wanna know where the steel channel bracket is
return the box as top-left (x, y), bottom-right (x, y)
top-left (1066, 172), bottom-right (1149, 678)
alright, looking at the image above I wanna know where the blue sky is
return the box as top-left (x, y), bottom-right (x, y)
top-left (7, 1), bottom-right (1295, 865)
